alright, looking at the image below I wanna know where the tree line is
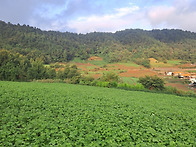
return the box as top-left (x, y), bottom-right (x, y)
top-left (0, 49), bottom-right (80, 82)
top-left (0, 20), bottom-right (196, 64)
top-left (1, 49), bottom-right (195, 97)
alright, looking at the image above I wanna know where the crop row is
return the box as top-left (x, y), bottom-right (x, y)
top-left (0, 81), bottom-right (196, 146)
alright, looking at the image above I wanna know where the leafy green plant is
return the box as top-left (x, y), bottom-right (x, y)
top-left (99, 72), bottom-right (119, 83)
top-left (138, 75), bottom-right (165, 90)
top-left (134, 58), bottom-right (151, 68)
top-left (117, 83), bottom-right (145, 90)
top-left (79, 76), bottom-right (95, 85)
top-left (0, 81), bottom-right (196, 146)
top-left (57, 64), bottom-right (81, 83)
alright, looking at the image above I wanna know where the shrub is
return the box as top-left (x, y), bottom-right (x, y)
top-left (117, 83), bottom-right (131, 90)
top-left (79, 76), bottom-right (95, 85)
top-left (164, 86), bottom-right (196, 97)
top-left (96, 81), bottom-right (110, 87)
top-left (134, 58), bottom-right (151, 68)
top-left (130, 83), bottom-right (145, 90)
top-left (138, 75), bottom-right (165, 91)
top-left (164, 86), bottom-right (178, 94)
top-left (117, 83), bottom-right (145, 91)
top-left (108, 81), bottom-right (118, 88)
top-left (57, 64), bottom-right (81, 82)
top-left (99, 72), bottom-right (119, 83)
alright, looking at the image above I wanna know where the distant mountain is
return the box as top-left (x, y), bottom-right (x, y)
top-left (0, 20), bottom-right (196, 63)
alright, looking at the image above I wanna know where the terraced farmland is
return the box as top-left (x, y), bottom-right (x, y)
top-left (0, 81), bottom-right (196, 146)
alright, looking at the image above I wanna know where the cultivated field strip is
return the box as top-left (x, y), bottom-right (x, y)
top-left (0, 81), bottom-right (196, 146)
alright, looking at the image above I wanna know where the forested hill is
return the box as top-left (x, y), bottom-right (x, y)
top-left (0, 20), bottom-right (196, 63)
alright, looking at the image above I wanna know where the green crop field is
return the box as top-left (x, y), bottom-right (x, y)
top-left (0, 81), bottom-right (196, 146)
top-left (121, 77), bottom-right (139, 84)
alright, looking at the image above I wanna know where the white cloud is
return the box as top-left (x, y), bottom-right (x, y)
top-left (147, 0), bottom-right (196, 32)
top-left (67, 4), bottom-right (140, 33)
top-left (1, 0), bottom-right (196, 33)
top-left (148, 6), bottom-right (175, 26)
top-left (115, 4), bottom-right (139, 17)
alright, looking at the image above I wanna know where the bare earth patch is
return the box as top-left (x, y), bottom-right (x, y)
top-left (88, 56), bottom-right (103, 61)
top-left (54, 61), bottom-right (196, 93)
top-left (165, 83), bottom-right (193, 92)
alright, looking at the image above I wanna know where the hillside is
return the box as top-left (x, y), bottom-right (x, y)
top-left (0, 20), bottom-right (196, 63)
top-left (0, 81), bottom-right (196, 146)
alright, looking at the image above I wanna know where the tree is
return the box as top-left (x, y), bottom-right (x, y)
top-left (0, 49), bottom-right (11, 66)
top-left (138, 75), bottom-right (165, 91)
top-left (0, 50), bottom-right (29, 81)
top-left (99, 72), bottom-right (119, 83)
top-left (45, 68), bottom-right (56, 79)
top-left (18, 56), bottom-right (31, 81)
top-left (27, 58), bottom-right (46, 80)
top-left (134, 58), bottom-right (151, 68)
top-left (96, 72), bottom-right (120, 88)
top-left (56, 64), bottom-right (81, 83)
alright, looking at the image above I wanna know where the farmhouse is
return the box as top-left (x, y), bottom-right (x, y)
top-left (172, 72), bottom-right (182, 77)
top-left (181, 73), bottom-right (191, 79)
top-left (166, 72), bottom-right (173, 76)
top-left (189, 80), bottom-right (196, 87)
top-left (166, 71), bottom-right (196, 80)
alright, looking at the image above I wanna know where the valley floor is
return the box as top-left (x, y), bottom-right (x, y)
top-left (66, 58), bottom-right (196, 93)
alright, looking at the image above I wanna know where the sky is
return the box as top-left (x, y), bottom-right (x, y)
top-left (0, 0), bottom-right (196, 33)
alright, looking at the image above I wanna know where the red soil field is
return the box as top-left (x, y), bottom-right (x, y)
top-left (54, 58), bottom-right (196, 93)
top-left (88, 56), bottom-right (103, 61)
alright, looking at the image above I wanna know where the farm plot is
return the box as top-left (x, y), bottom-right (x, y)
top-left (0, 81), bottom-right (196, 146)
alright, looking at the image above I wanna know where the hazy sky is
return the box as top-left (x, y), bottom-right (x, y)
top-left (1, 0), bottom-right (196, 33)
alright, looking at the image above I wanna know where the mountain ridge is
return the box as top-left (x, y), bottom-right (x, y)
top-left (0, 20), bottom-right (196, 63)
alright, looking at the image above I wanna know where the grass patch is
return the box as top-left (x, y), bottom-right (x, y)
top-left (121, 77), bottom-right (139, 84)
top-left (187, 70), bottom-right (196, 73)
top-left (71, 57), bottom-right (87, 63)
top-left (44, 64), bottom-right (50, 67)
top-left (167, 60), bottom-right (182, 65)
top-left (151, 60), bottom-right (183, 68)
top-left (150, 59), bottom-right (182, 68)
top-left (88, 60), bottom-right (108, 66)
top-left (165, 78), bottom-right (188, 84)
top-left (86, 66), bottom-right (98, 70)
top-left (118, 62), bottom-right (140, 67)
top-left (150, 62), bottom-right (173, 68)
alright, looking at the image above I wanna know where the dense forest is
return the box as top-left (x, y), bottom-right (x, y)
top-left (0, 20), bottom-right (196, 64)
